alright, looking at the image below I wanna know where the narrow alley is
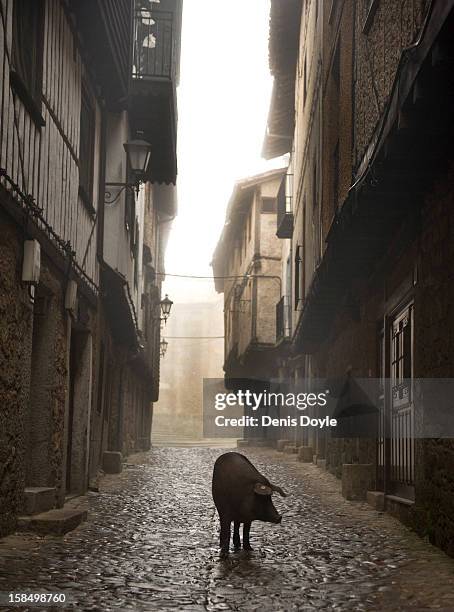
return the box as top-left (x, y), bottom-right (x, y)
top-left (1, 447), bottom-right (454, 611)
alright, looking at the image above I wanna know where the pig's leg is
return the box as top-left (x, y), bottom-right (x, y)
top-left (243, 522), bottom-right (253, 551)
top-left (233, 522), bottom-right (241, 550)
top-left (220, 516), bottom-right (231, 554)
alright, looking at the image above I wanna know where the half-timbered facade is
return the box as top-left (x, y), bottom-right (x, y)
top-left (0, 0), bottom-right (182, 536)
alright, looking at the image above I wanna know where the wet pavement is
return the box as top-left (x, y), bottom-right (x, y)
top-left (1, 447), bottom-right (454, 611)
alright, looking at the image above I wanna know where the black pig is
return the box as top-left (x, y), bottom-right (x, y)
top-left (212, 452), bottom-right (286, 554)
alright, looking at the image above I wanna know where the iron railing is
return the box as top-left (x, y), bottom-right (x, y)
top-left (132, 6), bottom-right (175, 80)
top-left (276, 296), bottom-right (291, 342)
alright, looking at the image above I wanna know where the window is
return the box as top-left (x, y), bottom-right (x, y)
top-left (312, 164), bottom-right (321, 266)
top-left (391, 304), bottom-right (414, 407)
top-left (312, 164), bottom-right (318, 211)
top-left (333, 140), bottom-right (340, 211)
top-left (11, 0), bottom-right (44, 117)
top-left (134, 219), bottom-right (140, 289)
top-left (261, 197), bottom-right (276, 213)
top-left (79, 83), bottom-right (96, 209)
top-left (294, 245), bottom-right (303, 309)
top-left (96, 343), bottom-right (105, 414)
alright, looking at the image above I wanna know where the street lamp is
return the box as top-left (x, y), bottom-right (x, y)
top-left (123, 138), bottom-right (152, 178)
top-left (105, 137), bottom-right (152, 204)
top-left (160, 294), bottom-right (173, 322)
top-left (160, 338), bottom-right (168, 358)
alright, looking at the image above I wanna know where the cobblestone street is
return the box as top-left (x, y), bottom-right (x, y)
top-left (1, 447), bottom-right (454, 611)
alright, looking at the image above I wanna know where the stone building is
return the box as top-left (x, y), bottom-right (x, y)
top-left (212, 168), bottom-right (288, 443)
top-left (263, 0), bottom-right (454, 556)
top-left (152, 298), bottom-right (225, 442)
top-left (0, 0), bottom-right (181, 536)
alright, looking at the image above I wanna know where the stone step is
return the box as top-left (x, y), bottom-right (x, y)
top-left (17, 507), bottom-right (87, 536)
top-left (276, 439), bottom-right (293, 452)
top-left (284, 444), bottom-right (298, 454)
top-left (24, 487), bottom-right (56, 515)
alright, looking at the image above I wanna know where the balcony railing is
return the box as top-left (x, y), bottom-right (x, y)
top-left (276, 174), bottom-right (293, 239)
top-left (276, 296), bottom-right (291, 342)
top-left (133, 7), bottom-right (175, 80)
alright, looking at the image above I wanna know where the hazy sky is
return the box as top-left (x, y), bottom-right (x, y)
top-left (163, 0), bottom-right (283, 304)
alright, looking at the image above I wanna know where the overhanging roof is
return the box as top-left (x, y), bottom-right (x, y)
top-left (211, 167), bottom-right (286, 292)
top-left (101, 264), bottom-right (139, 349)
top-left (262, 0), bottom-right (303, 159)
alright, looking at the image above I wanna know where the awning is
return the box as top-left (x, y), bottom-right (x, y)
top-left (101, 265), bottom-right (139, 349)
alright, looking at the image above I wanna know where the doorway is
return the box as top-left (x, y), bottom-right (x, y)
top-left (27, 288), bottom-right (54, 487)
top-left (65, 329), bottom-right (92, 495)
top-left (377, 302), bottom-right (415, 500)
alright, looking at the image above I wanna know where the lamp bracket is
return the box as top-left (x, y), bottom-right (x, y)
top-left (104, 182), bottom-right (139, 206)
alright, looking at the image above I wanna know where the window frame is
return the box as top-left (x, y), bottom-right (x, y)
top-left (390, 303), bottom-right (414, 408)
top-left (78, 81), bottom-right (96, 214)
top-left (10, 0), bottom-right (45, 127)
top-left (261, 197), bottom-right (276, 214)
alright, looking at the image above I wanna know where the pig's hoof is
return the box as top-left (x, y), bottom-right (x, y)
top-left (243, 544), bottom-right (253, 552)
top-left (233, 544), bottom-right (241, 552)
top-left (220, 548), bottom-right (229, 558)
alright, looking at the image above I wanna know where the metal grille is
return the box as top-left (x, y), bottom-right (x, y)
top-left (376, 329), bottom-right (385, 490)
top-left (133, 7), bottom-right (174, 79)
top-left (376, 303), bottom-right (415, 500)
top-left (390, 304), bottom-right (414, 496)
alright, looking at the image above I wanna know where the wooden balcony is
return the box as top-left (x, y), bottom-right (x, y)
top-left (129, 1), bottom-right (182, 185)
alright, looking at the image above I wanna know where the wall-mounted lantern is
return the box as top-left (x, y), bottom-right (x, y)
top-left (105, 137), bottom-right (152, 204)
top-left (160, 338), bottom-right (168, 358)
top-left (123, 138), bottom-right (152, 179)
top-left (160, 294), bottom-right (173, 323)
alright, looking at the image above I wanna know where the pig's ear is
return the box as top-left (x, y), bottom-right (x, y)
top-left (271, 484), bottom-right (287, 497)
top-left (254, 483), bottom-right (273, 496)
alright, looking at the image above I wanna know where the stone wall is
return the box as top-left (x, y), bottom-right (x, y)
top-left (154, 299), bottom-right (225, 440)
top-left (0, 214), bottom-right (32, 536)
top-left (411, 160), bottom-right (454, 555)
top-left (0, 208), bottom-right (103, 531)
top-left (308, 154), bottom-right (454, 555)
top-left (353, 0), bottom-right (429, 168)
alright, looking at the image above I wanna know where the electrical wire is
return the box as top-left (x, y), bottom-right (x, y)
top-left (155, 272), bottom-right (248, 280)
top-left (164, 336), bottom-right (224, 339)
